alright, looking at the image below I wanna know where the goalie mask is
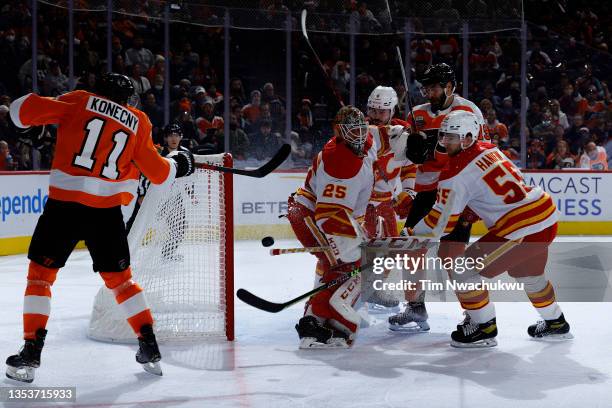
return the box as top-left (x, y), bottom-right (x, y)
top-left (438, 110), bottom-right (480, 153)
top-left (334, 106), bottom-right (368, 155)
top-left (367, 86), bottom-right (398, 125)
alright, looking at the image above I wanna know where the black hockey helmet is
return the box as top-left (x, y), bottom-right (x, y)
top-left (163, 122), bottom-right (183, 137)
top-left (419, 63), bottom-right (456, 88)
top-left (418, 63), bottom-right (456, 112)
top-left (97, 72), bottom-right (135, 105)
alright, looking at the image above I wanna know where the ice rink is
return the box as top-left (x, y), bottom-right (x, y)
top-left (1, 239), bottom-right (611, 408)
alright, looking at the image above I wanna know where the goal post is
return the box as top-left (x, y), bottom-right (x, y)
top-left (88, 153), bottom-right (234, 343)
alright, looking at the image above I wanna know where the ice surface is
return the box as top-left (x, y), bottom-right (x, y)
top-left (1, 238), bottom-right (611, 408)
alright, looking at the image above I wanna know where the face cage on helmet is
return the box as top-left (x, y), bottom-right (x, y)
top-left (338, 123), bottom-right (368, 153)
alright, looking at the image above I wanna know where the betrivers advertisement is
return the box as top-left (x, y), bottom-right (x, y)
top-left (1, 170), bottom-right (611, 250)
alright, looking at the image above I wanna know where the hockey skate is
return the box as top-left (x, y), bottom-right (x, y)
top-left (528, 314), bottom-right (573, 341)
top-left (6, 329), bottom-right (47, 383)
top-left (367, 290), bottom-right (400, 314)
top-left (136, 325), bottom-right (162, 376)
top-left (451, 314), bottom-right (498, 348)
top-left (295, 316), bottom-right (350, 349)
top-left (388, 302), bottom-right (430, 333)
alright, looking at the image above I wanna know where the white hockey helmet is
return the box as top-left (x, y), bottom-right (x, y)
top-left (367, 86), bottom-right (398, 111)
top-left (438, 110), bottom-right (480, 149)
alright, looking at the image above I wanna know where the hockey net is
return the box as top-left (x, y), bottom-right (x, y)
top-left (88, 153), bottom-right (234, 343)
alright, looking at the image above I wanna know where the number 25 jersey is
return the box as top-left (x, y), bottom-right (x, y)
top-left (10, 90), bottom-right (174, 208)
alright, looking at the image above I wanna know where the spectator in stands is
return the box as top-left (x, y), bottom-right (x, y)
top-left (297, 98), bottom-right (314, 131)
top-left (579, 140), bottom-right (608, 170)
top-left (195, 97), bottom-right (224, 141)
top-left (242, 90), bottom-right (262, 125)
top-left (225, 113), bottom-right (250, 160)
top-left (198, 54), bottom-right (217, 89)
top-left (526, 138), bottom-right (546, 169)
top-left (549, 99), bottom-right (570, 130)
top-left (229, 78), bottom-right (246, 107)
top-left (606, 134), bottom-right (612, 169)
top-left (350, 2), bottom-right (381, 33)
top-left (146, 55), bottom-right (165, 83)
top-left (113, 54), bottom-right (127, 75)
top-left (331, 61), bottom-right (350, 101)
top-left (129, 63), bottom-right (151, 107)
top-left (151, 74), bottom-right (165, 106)
top-left (15, 137), bottom-right (40, 170)
top-left (125, 36), bottom-right (154, 71)
top-left (176, 111), bottom-right (198, 143)
top-left (142, 92), bottom-right (163, 133)
top-left (262, 82), bottom-right (284, 121)
top-left (249, 119), bottom-right (281, 161)
top-left (290, 131), bottom-right (313, 163)
top-left (206, 82), bottom-right (224, 106)
top-left (182, 42), bottom-right (200, 74)
top-left (0, 140), bottom-right (15, 170)
top-left (191, 86), bottom-right (208, 118)
top-left (527, 101), bottom-right (543, 129)
top-left (546, 139), bottom-right (576, 169)
top-left (485, 109), bottom-right (509, 145)
top-left (111, 36), bottom-right (123, 63)
top-left (43, 61), bottom-right (69, 96)
top-left (579, 85), bottom-right (606, 127)
top-left (532, 109), bottom-right (556, 146)
top-left (576, 63), bottom-right (604, 99)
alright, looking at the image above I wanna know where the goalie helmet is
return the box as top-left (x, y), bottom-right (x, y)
top-left (333, 105), bottom-right (368, 155)
top-left (438, 110), bottom-right (480, 150)
top-left (367, 86), bottom-right (398, 111)
top-left (97, 72), bottom-right (135, 106)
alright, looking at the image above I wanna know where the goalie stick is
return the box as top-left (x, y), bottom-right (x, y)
top-left (237, 265), bottom-right (363, 313)
top-left (199, 144), bottom-right (290, 178)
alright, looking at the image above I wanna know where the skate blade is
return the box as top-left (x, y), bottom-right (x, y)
top-left (299, 337), bottom-right (350, 349)
top-left (531, 332), bottom-right (574, 341)
top-left (367, 303), bottom-right (401, 315)
top-left (141, 362), bottom-right (163, 376)
top-left (6, 366), bottom-right (35, 383)
top-left (388, 321), bottom-right (430, 333)
top-left (450, 338), bottom-right (498, 348)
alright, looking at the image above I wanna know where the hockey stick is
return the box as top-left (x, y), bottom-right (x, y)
top-left (270, 236), bottom-right (435, 256)
top-left (300, 9), bottom-right (345, 108)
top-left (237, 265), bottom-right (363, 313)
top-left (199, 144), bottom-right (290, 178)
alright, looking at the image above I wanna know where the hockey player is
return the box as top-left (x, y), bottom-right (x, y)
top-left (413, 110), bottom-right (571, 347)
top-left (6, 73), bottom-right (195, 382)
top-left (288, 106), bottom-right (376, 348)
top-left (388, 63), bottom-right (487, 332)
top-left (364, 86), bottom-right (417, 312)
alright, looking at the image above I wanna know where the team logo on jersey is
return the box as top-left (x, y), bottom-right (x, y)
top-left (415, 115), bottom-right (425, 129)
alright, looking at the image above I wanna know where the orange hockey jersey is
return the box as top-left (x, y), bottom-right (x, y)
top-left (406, 95), bottom-right (487, 192)
top-left (10, 91), bottom-right (174, 208)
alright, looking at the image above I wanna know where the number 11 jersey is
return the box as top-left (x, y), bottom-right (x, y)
top-left (10, 90), bottom-right (173, 208)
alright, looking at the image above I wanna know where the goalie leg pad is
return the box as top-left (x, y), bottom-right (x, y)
top-left (100, 268), bottom-right (153, 337)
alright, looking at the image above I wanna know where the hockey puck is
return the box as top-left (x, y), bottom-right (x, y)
top-left (261, 236), bottom-right (275, 247)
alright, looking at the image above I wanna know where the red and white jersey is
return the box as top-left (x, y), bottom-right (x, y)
top-left (407, 95), bottom-right (487, 192)
top-left (368, 119), bottom-right (416, 206)
top-left (10, 91), bottom-right (174, 208)
top-left (295, 135), bottom-right (375, 238)
top-left (414, 142), bottom-right (558, 240)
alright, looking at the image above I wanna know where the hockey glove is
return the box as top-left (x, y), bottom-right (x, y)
top-left (405, 132), bottom-right (429, 164)
top-left (169, 150), bottom-right (195, 178)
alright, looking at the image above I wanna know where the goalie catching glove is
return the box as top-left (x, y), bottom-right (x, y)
top-left (167, 150), bottom-right (195, 178)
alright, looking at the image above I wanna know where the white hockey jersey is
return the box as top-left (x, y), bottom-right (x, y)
top-left (368, 121), bottom-right (416, 206)
top-left (295, 134), bottom-right (375, 238)
top-left (414, 142), bottom-right (558, 240)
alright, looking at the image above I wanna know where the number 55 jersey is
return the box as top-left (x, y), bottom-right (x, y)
top-left (414, 142), bottom-right (558, 240)
top-left (10, 90), bottom-right (173, 208)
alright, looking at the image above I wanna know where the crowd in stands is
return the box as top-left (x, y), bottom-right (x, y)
top-left (0, 0), bottom-right (609, 171)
